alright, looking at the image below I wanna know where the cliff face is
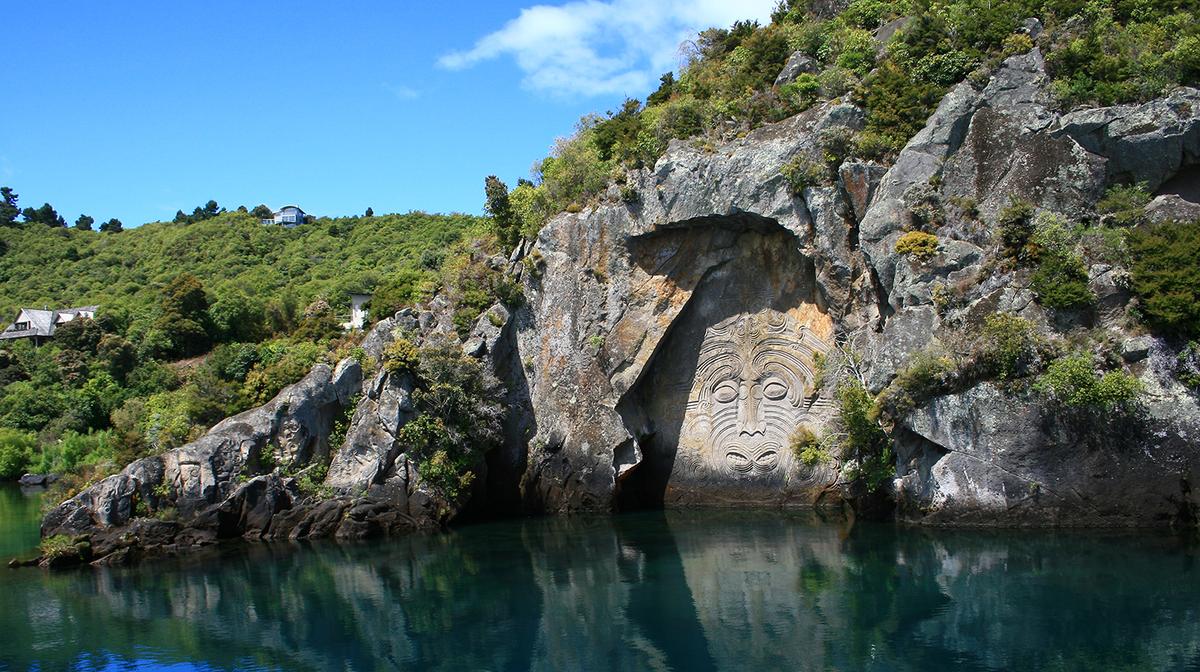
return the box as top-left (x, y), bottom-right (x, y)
top-left (508, 48), bottom-right (1200, 526)
top-left (40, 48), bottom-right (1200, 564)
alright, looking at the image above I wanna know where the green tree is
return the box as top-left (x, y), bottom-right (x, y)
top-left (1128, 221), bottom-right (1200, 339)
top-left (22, 203), bottom-right (66, 227)
top-left (484, 175), bottom-right (520, 252)
top-left (155, 273), bottom-right (213, 356)
top-left (0, 187), bottom-right (19, 227)
top-left (208, 290), bottom-right (266, 343)
top-left (0, 429), bottom-right (36, 479)
top-left (99, 218), bottom-right (123, 233)
top-left (54, 317), bottom-right (104, 353)
top-left (364, 207), bottom-right (374, 217)
top-left (250, 204), bottom-right (273, 219)
top-left (74, 214), bottom-right (94, 231)
top-left (97, 334), bottom-right (137, 383)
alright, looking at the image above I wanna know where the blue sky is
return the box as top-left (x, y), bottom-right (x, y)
top-left (1, 0), bottom-right (773, 226)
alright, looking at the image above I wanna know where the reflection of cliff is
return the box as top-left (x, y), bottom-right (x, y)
top-left (668, 511), bottom-right (849, 671)
top-left (4, 517), bottom-right (1200, 670)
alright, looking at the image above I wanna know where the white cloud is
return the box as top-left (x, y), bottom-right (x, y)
top-left (383, 83), bottom-right (420, 100)
top-left (438, 0), bottom-right (777, 97)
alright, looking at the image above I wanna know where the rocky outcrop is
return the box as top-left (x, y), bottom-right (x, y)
top-left (36, 40), bottom-right (1200, 560)
top-left (40, 348), bottom-right (434, 564)
top-left (895, 376), bottom-right (1200, 527)
top-left (505, 48), bottom-right (1200, 525)
top-left (774, 51), bottom-right (819, 86)
top-left (1055, 87), bottom-right (1200, 191)
top-left (509, 100), bottom-right (876, 514)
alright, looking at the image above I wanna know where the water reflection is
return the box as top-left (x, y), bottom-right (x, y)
top-left (2, 510), bottom-right (1199, 671)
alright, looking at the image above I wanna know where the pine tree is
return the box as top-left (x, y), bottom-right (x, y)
top-left (484, 175), bottom-right (520, 252)
top-left (0, 187), bottom-right (19, 227)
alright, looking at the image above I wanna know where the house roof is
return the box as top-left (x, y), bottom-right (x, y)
top-left (0, 306), bottom-right (99, 340)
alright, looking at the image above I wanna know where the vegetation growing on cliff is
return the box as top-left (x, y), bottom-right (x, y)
top-left (836, 380), bottom-right (894, 493)
top-left (1127, 220), bottom-right (1200, 340)
top-left (396, 339), bottom-right (504, 504)
top-left (1035, 351), bottom-right (1144, 413)
top-left (478, 0), bottom-right (1200, 242)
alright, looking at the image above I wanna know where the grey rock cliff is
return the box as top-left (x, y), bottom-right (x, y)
top-left (39, 43), bottom-right (1200, 559)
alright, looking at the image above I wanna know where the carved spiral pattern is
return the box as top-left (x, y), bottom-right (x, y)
top-left (680, 311), bottom-right (829, 475)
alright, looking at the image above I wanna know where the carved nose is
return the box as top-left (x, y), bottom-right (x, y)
top-left (738, 382), bottom-right (765, 436)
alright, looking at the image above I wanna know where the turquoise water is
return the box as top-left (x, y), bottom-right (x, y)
top-left (3, 485), bottom-right (1200, 671)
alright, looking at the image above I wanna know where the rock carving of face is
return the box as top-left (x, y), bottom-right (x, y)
top-left (681, 312), bottom-right (824, 476)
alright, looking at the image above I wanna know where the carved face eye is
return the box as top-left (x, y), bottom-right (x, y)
top-left (762, 378), bottom-right (789, 401)
top-left (754, 450), bottom-right (779, 472)
top-left (713, 381), bottom-right (739, 404)
top-left (726, 450), bottom-right (753, 473)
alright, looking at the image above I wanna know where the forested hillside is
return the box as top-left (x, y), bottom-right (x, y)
top-left (0, 209), bottom-right (500, 489)
top-left (0, 210), bottom-right (484, 326)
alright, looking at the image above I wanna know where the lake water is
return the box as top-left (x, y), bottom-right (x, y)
top-left (3, 484), bottom-right (1200, 671)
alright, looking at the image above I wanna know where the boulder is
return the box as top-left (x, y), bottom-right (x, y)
top-left (1056, 88), bottom-right (1200, 191)
top-left (18, 473), bottom-right (57, 487)
top-left (774, 51), bottom-right (820, 86)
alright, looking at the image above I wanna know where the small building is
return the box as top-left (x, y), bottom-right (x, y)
top-left (341, 293), bottom-right (371, 331)
top-left (261, 205), bottom-right (307, 228)
top-left (0, 306), bottom-right (98, 345)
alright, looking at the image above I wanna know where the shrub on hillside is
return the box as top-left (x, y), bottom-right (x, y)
top-left (781, 157), bottom-right (828, 195)
top-left (1127, 221), bottom-right (1200, 340)
top-left (971, 314), bottom-right (1051, 381)
top-left (397, 340), bottom-right (504, 504)
top-left (835, 380), bottom-right (893, 493)
top-left (0, 428), bottom-right (36, 479)
top-left (1097, 183), bottom-right (1151, 226)
top-left (894, 231), bottom-right (939, 262)
top-left (876, 350), bottom-right (958, 419)
top-left (1035, 351), bottom-right (1144, 414)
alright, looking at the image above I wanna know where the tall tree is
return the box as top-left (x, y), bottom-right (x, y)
top-left (0, 187), bottom-right (18, 227)
top-left (99, 218), bottom-right (123, 233)
top-left (484, 175), bottom-right (520, 252)
top-left (22, 203), bottom-right (65, 227)
top-left (156, 272), bottom-right (213, 356)
top-left (203, 200), bottom-right (221, 219)
top-left (251, 204), bottom-right (273, 220)
top-left (365, 207), bottom-right (374, 217)
top-left (74, 214), bottom-right (95, 231)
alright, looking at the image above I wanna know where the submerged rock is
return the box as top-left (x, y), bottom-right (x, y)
top-left (18, 473), bottom-right (58, 487)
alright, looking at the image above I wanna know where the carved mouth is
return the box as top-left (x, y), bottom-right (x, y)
top-left (725, 443), bottom-right (781, 475)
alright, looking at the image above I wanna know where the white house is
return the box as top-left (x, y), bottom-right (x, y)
top-left (341, 293), bottom-right (371, 331)
top-left (0, 306), bottom-right (98, 345)
top-left (261, 205), bottom-right (307, 228)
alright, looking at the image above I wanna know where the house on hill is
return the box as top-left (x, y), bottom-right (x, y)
top-left (261, 205), bottom-right (307, 228)
top-left (0, 306), bottom-right (98, 345)
top-left (341, 293), bottom-right (371, 331)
